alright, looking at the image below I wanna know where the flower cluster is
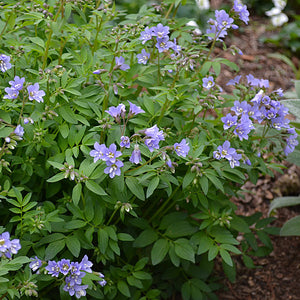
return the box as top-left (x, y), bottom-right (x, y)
top-left (3, 74), bottom-right (45, 103)
top-left (32, 255), bottom-right (106, 299)
top-left (232, 0), bottom-right (250, 25)
top-left (0, 231), bottom-right (21, 258)
top-left (139, 23), bottom-right (181, 59)
top-left (90, 101), bottom-right (190, 177)
top-left (206, 10), bottom-right (238, 41)
top-left (216, 74), bottom-right (298, 166)
top-left (213, 141), bottom-right (242, 168)
top-left (265, 0), bottom-right (288, 27)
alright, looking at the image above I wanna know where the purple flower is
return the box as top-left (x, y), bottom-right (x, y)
top-left (0, 232), bottom-right (11, 253)
top-left (217, 140), bottom-right (236, 160)
top-left (63, 282), bottom-right (76, 297)
top-left (90, 142), bottom-right (108, 163)
top-left (171, 38), bottom-right (181, 55)
top-left (174, 139), bottom-right (190, 157)
top-left (29, 256), bottom-right (42, 273)
top-left (140, 26), bottom-right (154, 44)
top-left (202, 76), bottom-right (215, 89)
top-left (221, 113), bottom-right (238, 130)
top-left (24, 117), bottom-right (34, 124)
top-left (228, 152), bottom-right (242, 168)
top-left (226, 75), bottom-right (242, 86)
top-left (137, 49), bottom-right (150, 65)
top-left (14, 125), bottom-right (24, 138)
top-left (284, 133), bottom-right (299, 155)
top-left (152, 23), bottom-right (170, 39)
top-left (231, 100), bottom-right (251, 115)
top-left (103, 143), bottom-right (122, 163)
top-left (4, 87), bottom-right (19, 99)
top-left (246, 74), bottom-right (260, 87)
top-left (74, 284), bottom-right (88, 299)
top-left (144, 125), bottom-right (165, 152)
top-left (206, 10), bottom-right (238, 41)
top-left (106, 104), bottom-right (126, 119)
top-left (66, 272), bottom-right (85, 285)
top-left (247, 104), bottom-right (261, 120)
top-left (213, 150), bottom-right (221, 160)
top-left (104, 160), bottom-right (124, 178)
top-left (234, 115), bottom-right (254, 141)
top-left (155, 36), bottom-right (173, 53)
top-left (115, 56), bottom-right (130, 71)
top-left (70, 262), bottom-right (82, 276)
top-left (98, 279), bottom-right (107, 287)
top-left (9, 76), bottom-right (25, 91)
top-left (27, 83), bottom-right (45, 103)
top-left (9, 239), bottom-right (21, 255)
top-left (251, 89), bottom-right (264, 104)
top-left (274, 88), bottom-right (284, 97)
top-left (128, 101), bottom-right (145, 116)
top-left (80, 255), bottom-right (93, 273)
top-left (0, 54), bottom-right (12, 72)
top-left (259, 79), bottom-right (269, 88)
top-left (129, 144), bottom-right (142, 164)
top-left (233, 0), bottom-right (250, 25)
top-left (58, 259), bottom-right (71, 275)
top-left (45, 260), bottom-right (61, 277)
top-left (120, 136), bottom-right (130, 148)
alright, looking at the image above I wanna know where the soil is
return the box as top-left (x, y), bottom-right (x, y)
top-left (208, 5), bottom-right (300, 300)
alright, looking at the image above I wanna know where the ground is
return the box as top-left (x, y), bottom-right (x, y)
top-left (211, 8), bottom-right (300, 300)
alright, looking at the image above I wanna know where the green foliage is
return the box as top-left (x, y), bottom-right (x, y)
top-left (0, 0), bottom-right (296, 299)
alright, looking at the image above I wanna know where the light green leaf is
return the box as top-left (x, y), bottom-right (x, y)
top-left (85, 180), bottom-right (107, 196)
top-left (126, 177), bottom-right (145, 200)
top-left (66, 235), bottom-right (81, 257)
top-left (280, 216), bottom-right (300, 236)
top-left (174, 238), bottom-right (195, 263)
top-left (151, 239), bottom-right (169, 265)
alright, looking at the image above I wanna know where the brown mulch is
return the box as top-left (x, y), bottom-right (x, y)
top-left (211, 7), bottom-right (300, 300)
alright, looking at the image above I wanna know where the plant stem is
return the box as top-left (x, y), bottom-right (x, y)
top-left (149, 182), bottom-right (182, 223)
top-left (164, 3), bottom-right (174, 19)
top-left (42, 0), bottom-right (65, 70)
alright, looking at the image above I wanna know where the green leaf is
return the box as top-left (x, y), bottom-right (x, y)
top-left (174, 238), bottom-right (195, 263)
top-left (72, 183), bottom-right (82, 206)
top-left (205, 171), bottom-right (224, 193)
top-left (98, 228), bottom-right (109, 253)
top-left (199, 176), bottom-right (209, 195)
top-left (269, 195), bottom-right (300, 215)
top-left (151, 239), bottom-right (169, 265)
top-left (66, 235), bottom-right (81, 257)
top-left (182, 171), bottom-right (195, 189)
top-left (133, 229), bottom-right (158, 248)
top-left (220, 249), bottom-right (233, 266)
top-left (181, 281), bottom-right (191, 300)
top-left (45, 239), bottom-right (66, 260)
top-left (146, 176), bottom-right (159, 198)
top-left (126, 177), bottom-right (145, 200)
top-left (47, 173), bottom-right (65, 183)
top-left (85, 180), bottom-right (107, 196)
top-left (280, 216), bottom-right (300, 236)
top-left (222, 260), bottom-right (236, 283)
top-left (165, 221), bottom-right (197, 238)
top-left (132, 271), bottom-right (152, 280)
top-left (29, 36), bottom-right (45, 49)
top-left (59, 124), bottom-right (69, 138)
top-left (208, 245), bottom-right (218, 261)
top-left (117, 280), bottom-right (131, 297)
top-left (118, 233), bottom-right (134, 242)
top-left (65, 220), bottom-right (86, 230)
top-left (58, 106), bottom-right (78, 124)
